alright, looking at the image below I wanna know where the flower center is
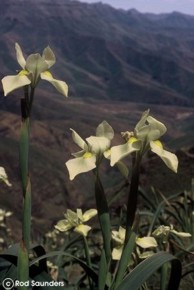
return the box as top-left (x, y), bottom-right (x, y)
top-left (42, 70), bottom-right (53, 78)
top-left (18, 70), bottom-right (29, 76)
top-left (128, 136), bottom-right (138, 144)
top-left (154, 140), bottom-right (163, 148)
top-left (83, 152), bottom-right (93, 159)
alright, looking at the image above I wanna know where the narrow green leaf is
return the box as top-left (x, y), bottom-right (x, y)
top-left (116, 252), bottom-right (181, 290)
top-left (29, 250), bottom-right (98, 283)
top-left (0, 249), bottom-right (98, 287)
top-left (160, 263), bottom-right (169, 290)
top-left (95, 172), bottom-right (111, 262)
top-left (113, 231), bottom-right (136, 289)
top-left (98, 250), bottom-right (108, 290)
top-left (32, 244), bottom-right (47, 273)
top-left (147, 191), bottom-right (184, 235)
top-left (182, 261), bottom-right (194, 279)
top-left (0, 264), bottom-right (17, 283)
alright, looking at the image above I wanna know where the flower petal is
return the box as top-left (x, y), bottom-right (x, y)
top-left (112, 233), bottom-right (123, 244)
top-left (150, 141), bottom-right (178, 173)
top-left (0, 167), bottom-right (12, 187)
top-left (96, 121), bottom-right (114, 140)
top-left (112, 245), bottom-right (123, 260)
top-left (83, 209), bottom-right (97, 222)
top-left (118, 226), bottom-right (126, 241)
top-left (70, 129), bottom-right (87, 150)
top-left (112, 227), bottom-right (126, 244)
top-left (135, 110), bottom-right (167, 141)
top-left (42, 46), bottom-right (56, 68)
top-left (146, 116), bottom-right (167, 140)
top-left (65, 209), bottom-right (79, 226)
top-left (138, 251), bottom-right (155, 259)
top-left (136, 237), bottom-right (158, 248)
top-left (26, 54), bottom-right (48, 86)
top-left (110, 142), bottom-right (140, 166)
top-left (15, 43), bottom-right (26, 69)
top-left (104, 149), bottom-right (111, 159)
top-left (135, 109), bottom-right (150, 132)
top-left (171, 230), bottom-right (191, 238)
top-left (72, 150), bottom-right (86, 157)
top-left (55, 219), bottom-right (72, 232)
top-left (75, 224), bottom-right (91, 236)
top-left (86, 136), bottom-right (110, 154)
top-left (40, 72), bottom-right (68, 97)
top-left (5, 211), bottom-right (12, 217)
top-left (1, 75), bottom-right (31, 96)
top-left (152, 225), bottom-right (170, 236)
top-left (76, 209), bottom-right (83, 222)
top-left (65, 155), bottom-right (96, 180)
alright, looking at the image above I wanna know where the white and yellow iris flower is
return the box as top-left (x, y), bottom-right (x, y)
top-left (112, 226), bottom-right (158, 260)
top-left (152, 224), bottom-right (191, 239)
top-left (66, 121), bottom-right (114, 180)
top-left (1, 43), bottom-right (68, 97)
top-left (55, 208), bottom-right (97, 237)
top-left (110, 110), bottom-right (178, 173)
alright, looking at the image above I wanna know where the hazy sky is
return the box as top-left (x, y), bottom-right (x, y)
top-left (77, 0), bottom-right (194, 15)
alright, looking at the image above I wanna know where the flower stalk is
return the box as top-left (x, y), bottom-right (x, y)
top-left (18, 87), bottom-right (33, 285)
top-left (94, 169), bottom-right (111, 263)
top-left (125, 153), bottom-right (142, 244)
top-left (83, 235), bottom-right (94, 290)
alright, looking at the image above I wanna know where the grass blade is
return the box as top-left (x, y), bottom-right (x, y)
top-left (116, 251), bottom-right (181, 290)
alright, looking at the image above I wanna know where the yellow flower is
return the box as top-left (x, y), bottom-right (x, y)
top-left (1, 43), bottom-right (68, 97)
top-left (55, 208), bottom-right (97, 237)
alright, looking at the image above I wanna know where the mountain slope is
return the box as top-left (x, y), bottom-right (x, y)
top-left (1, 0), bottom-right (194, 105)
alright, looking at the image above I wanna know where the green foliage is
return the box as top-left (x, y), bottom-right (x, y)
top-left (116, 252), bottom-right (181, 290)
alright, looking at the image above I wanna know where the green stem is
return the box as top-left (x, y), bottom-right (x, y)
top-left (22, 177), bottom-right (31, 252)
top-left (83, 235), bottom-right (92, 269)
top-left (94, 169), bottom-right (111, 263)
top-left (191, 178), bottom-right (194, 243)
top-left (18, 86), bottom-right (35, 282)
top-left (19, 112), bottom-right (31, 253)
top-left (17, 241), bottom-right (29, 290)
top-left (83, 235), bottom-right (93, 290)
top-left (29, 87), bottom-right (35, 114)
top-left (19, 117), bottom-right (29, 192)
top-left (125, 154), bottom-right (141, 244)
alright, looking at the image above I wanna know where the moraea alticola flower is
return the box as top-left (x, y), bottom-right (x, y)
top-left (1, 43), bottom-right (68, 97)
top-left (153, 224), bottom-right (191, 242)
top-left (110, 110), bottom-right (178, 173)
top-left (66, 121), bottom-right (114, 180)
top-left (112, 226), bottom-right (157, 260)
top-left (55, 208), bottom-right (97, 237)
